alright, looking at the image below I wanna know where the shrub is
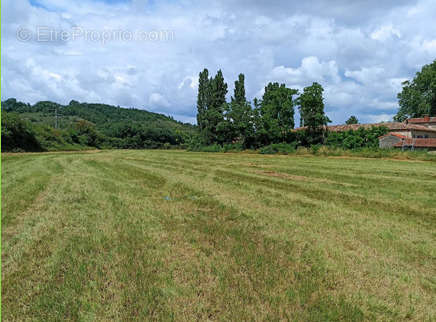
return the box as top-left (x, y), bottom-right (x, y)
top-left (198, 144), bottom-right (223, 152)
top-left (1, 112), bottom-right (42, 152)
top-left (325, 126), bottom-right (389, 149)
top-left (259, 145), bottom-right (276, 154)
top-left (186, 133), bottom-right (206, 151)
top-left (310, 144), bottom-right (322, 155)
top-left (222, 143), bottom-right (244, 152)
top-left (259, 143), bottom-right (297, 155)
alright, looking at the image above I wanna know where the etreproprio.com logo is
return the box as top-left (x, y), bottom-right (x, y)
top-left (16, 26), bottom-right (175, 44)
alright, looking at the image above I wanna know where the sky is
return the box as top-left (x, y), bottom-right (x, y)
top-left (2, 0), bottom-right (436, 124)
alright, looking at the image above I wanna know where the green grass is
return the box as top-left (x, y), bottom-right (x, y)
top-left (2, 150), bottom-right (435, 321)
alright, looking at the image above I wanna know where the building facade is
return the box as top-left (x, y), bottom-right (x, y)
top-left (378, 116), bottom-right (436, 150)
top-left (293, 116), bottom-right (436, 150)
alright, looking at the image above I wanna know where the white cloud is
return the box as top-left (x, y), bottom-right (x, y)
top-left (422, 39), bottom-right (436, 54)
top-left (178, 76), bottom-right (198, 90)
top-left (149, 93), bottom-right (169, 108)
top-left (269, 56), bottom-right (341, 85)
top-left (367, 113), bottom-right (395, 123)
top-left (345, 67), bottom-right (385, 84)
top-left (370, 25), bottom-right (401, 41)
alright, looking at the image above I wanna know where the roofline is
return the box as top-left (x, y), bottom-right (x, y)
top-left (293, 122), bottom-right (436, 133)
top-left (378, 133), bottom-right (407, 139)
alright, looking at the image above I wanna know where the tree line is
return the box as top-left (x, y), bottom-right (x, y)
top-left (194, 68), bottom-right (331, 149)
top-left (194, 59), bottom-right (436, 150)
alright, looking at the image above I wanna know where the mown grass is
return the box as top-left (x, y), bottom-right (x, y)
top-left (2, 150), bottom-right (436, 321)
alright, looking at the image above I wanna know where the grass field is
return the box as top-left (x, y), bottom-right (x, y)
top-left (2, 150), bottom-right (436, 321)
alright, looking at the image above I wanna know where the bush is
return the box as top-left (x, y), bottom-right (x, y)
top-left (186, 133), bottom-right (206, 151)
top-left (199, 144), bottom-right (224, 152)
top-left (259, 143), bottom-right (297, 155)
top-left (222, 143), bottom-right (244, 152)
top-left (1, 112), bottom-right (42, 152)
top-left (188, 143), bottom-right (247, 153)
top-left (188, 143), bottom-right (223, 152)
top-left (325, 126), bottom-right (389, 149)
top-left (310, 144), bottom-right (322, 155)
top-left (259, 145), bottom-right (276, 154)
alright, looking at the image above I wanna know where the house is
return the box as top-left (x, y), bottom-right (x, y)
top-left (294, 117), bottom-right (436, 150)
top-left (326, 122), bottom-right (436, 139)
top-left (294, 121), bottom-right (436, 139)
top-left (378, 116), bottom-right (436, 150)
top-left (379, 133), bottom-right (436, 151)
top-left (407, 115), bottom-right (436, 129)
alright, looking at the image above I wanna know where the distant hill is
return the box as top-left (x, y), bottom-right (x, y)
top-left (1, 98), bottom-right (194, 132)
top-left (1, 98), bottom-right (196, 152)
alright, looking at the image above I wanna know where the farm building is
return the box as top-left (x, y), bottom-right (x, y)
top-left (379, 133), bottom-right (436, 150)
top-left (325, 122), bottom-right (436, 139)
top-left (295, 121), bottom-right (436, 139)
top-left (378, 116), bottom-right (436, 150)
top-left (407, 115), bottom-right (436, 129)
top-left (294, 116), bottom-right (436, 150)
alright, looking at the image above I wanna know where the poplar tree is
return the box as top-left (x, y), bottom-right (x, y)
top-left (219, 73), bottom-right (254, 146)
top-left (196, 68), bottom-right (210, 133)
top-left (232, 73), bottom-right (246, 105)
top-left (210, 70), bottom-right (227, 111)
top-left (204, 70), bottom-right (227, 144)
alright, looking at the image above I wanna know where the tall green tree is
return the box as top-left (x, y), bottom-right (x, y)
top-left (203, 70), bottom-right (228, 144)
top-left (210, 70), bottom-right (228, 111)
top-left (257, 82), bottom-right (298, 144)
top-left (394, 59), bottom-right (436, 121)
top-left (196, 68), bottom-right (210, 134)
top-left (218, 73), bottom-right (254, 147)
top-left (232, 74), bottom-right (246, 105)
top-left (298, 82), bottom-right (330, 145)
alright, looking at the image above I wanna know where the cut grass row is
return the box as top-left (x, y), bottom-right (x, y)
top-left (2, 150), bottom-right (435, 321)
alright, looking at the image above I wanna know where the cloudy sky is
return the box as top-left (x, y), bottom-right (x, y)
top-left (2, 0), bottom-right (436, 124)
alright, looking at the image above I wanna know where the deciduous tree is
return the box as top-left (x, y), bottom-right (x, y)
top-left (395, 59), bottom-right (436, 121)
top-left (346, 115), bottom-right (359, 124)
top-left (258, 82), bottom-right (298, 144)
top-left (298, 82), bottom-right (330, 145)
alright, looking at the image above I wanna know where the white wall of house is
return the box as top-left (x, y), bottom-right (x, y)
top-left (379, 135), bottom-right (401, 148)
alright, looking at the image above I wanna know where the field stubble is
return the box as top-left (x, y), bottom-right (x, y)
top-left (2, 150), bottom-right (435, 321)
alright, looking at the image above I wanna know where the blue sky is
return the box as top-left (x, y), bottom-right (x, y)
top-left (2, 0), bottom-right (436, 124)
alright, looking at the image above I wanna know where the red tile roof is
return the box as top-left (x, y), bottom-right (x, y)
top-left (408, 116), bottom-right (436, 124)
top-left (393, 138), bottom-right (436, 148)
top-left (294, 122), bottom-right (436, 133)
top-left (379, 133), bottom-right (408, 139)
